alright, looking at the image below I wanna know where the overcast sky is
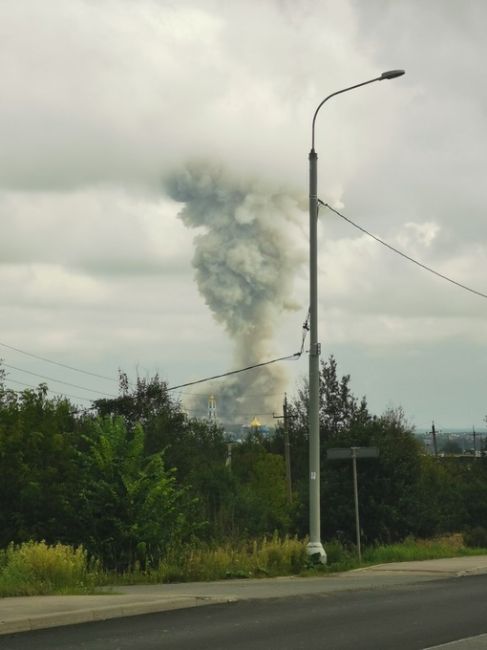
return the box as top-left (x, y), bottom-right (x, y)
top-left (1, 0), bottom-right (486, 431)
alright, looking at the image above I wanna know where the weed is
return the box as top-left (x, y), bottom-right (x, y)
top-left (464, 527), bottom-right (487, 549)
top-left (0, 541), bottom-right (97, 597)
top-left (2, 533), bottom-right (487, 597)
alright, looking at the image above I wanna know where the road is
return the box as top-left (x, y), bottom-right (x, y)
top-left (3, 574), bottom-right (487, 650)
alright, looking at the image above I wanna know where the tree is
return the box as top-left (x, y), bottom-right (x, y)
top-left (355, 408), bottom-right (422, 543)
top-left (282, 356), bottom-right (371, 536)
top-left (319, 356), bottom-right (369, 439)
top-left (231, 438), bottom-right (292, 537)
top-left (282, 358), bottom-right (429, 543)
top-left (441, 440), bottom-right (462, 455)
top-left (78, 416), bottom-right (196, 570)
top-left (93, 372), bottom-right (182, 437)
top-left (0, 378), bottom-right (80, 547)
top-left (415, 455), bottom-right (465, 536)
top-left (94, 373), bottom-right (232, 541)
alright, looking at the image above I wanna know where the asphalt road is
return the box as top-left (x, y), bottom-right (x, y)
top-left (3, 574), bottom-right (487, 650)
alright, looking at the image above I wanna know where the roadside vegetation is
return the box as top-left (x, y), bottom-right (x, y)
top-left (2, 534), bottom-right (487, 597)
top-left (0, 541), bottom-right (97, 597)
top-left (1, 357), bottom-right (487, 597)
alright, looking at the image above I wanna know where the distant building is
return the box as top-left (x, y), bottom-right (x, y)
top-left (241, 415), bottom-right (270, 438)
top-left (207, 395), bottom-right (217, 423)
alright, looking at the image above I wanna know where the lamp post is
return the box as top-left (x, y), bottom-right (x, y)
top-left (307, 69), bottom-right (405, 563)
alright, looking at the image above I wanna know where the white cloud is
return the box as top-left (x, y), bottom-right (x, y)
top-left (0, 0), bottom-right (486, 426)
top-left (0, 189), bottom-right (193, 273)
top-left (398, 222), bottom-right (440, 249)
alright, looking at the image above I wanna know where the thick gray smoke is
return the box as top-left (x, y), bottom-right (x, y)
top-left (166, 161), bottom-right (305, 427)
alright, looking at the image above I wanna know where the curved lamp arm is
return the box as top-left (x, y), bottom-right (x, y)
top-left (311, 70), bottom-right (405, 150)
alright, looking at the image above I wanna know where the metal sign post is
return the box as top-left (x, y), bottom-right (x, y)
top-left (326, 447), bottom-right (379, 563)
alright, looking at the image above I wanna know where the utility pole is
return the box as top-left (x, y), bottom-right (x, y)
top-left (283, 396), bottom-right (292, 504)
top-left (273, 394), bottom-right (293, 504)
top-left (225, 442), bottom-right (234, 470)
top-left (351, 448), bottom-right (361, 562)
top-left (307, 68), bottom-right (404, 564)
top-left (431, 421), bottom-right (438, 457)
top-left (473, 426), bottom-right (477, 455)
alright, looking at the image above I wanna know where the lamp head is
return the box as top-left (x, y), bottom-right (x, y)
top-left (380, 69), bottom-right (405, 80)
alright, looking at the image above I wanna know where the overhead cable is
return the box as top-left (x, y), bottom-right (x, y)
top-left (184, 408), bottom-right (276, 417)
top-left (320, 201), bottom-right (487, 300)
top-left (0, 302), bottom-right (311, 400)
top-left (0, 341), bottom-right (126, 384)
top-left (3, 377), bottom-right (95, 403)
top-left (174, 389), bottom-right (287, 398)
top-left (300, 308), bottom-right (310, 354)
top-left (1, 363), bottom-right (116, 397)
top-left (166, 306), bottom-right (310, 392)
top-left (167, 352), bottom-right (302, 392)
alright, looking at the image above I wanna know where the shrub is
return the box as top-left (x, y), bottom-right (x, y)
top-left (102, 535), bottom-right (310, 585)
top-left (463, 527), bottom-right (487, 549)
top-left (324, 539), bottom-right (355, 566)
top-left (0, 540), bottom-right (96, 596)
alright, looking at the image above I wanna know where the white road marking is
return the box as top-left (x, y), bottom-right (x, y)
top-left (424, 633), bottom-right (487, 649)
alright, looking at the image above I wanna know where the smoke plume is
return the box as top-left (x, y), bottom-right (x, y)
top-left (166, 161), bottom-right (306, 426)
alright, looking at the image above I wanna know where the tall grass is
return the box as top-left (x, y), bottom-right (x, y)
top-left (0, 540), bottom-right (97, 596)
top-left (102, 534), bottom-right (309, 585)
top-left (2, 534), bottom-right (487, 597)
top-left (362, 534), bottom-right (487, 565)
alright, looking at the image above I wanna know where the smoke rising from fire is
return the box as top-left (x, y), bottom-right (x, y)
top-left (166, 161), bottom-right (306, 424)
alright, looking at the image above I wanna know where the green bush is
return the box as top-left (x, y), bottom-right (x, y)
top-left (463, 527), bottom-right (487, 549)
top-left (324, 539), bottom-right (355, 566)
top-left (0, 540), bottom-right (97, 596)
top-left (102, 535), bottom-right (309, 585)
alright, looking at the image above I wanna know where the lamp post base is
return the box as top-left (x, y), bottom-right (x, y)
top-left (306, 541), bottom-right (327, 565)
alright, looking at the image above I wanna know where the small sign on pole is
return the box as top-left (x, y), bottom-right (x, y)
top-left (327, 447), bottom-right (379, 460)
top-left (326, 446), bottom-right (380, 563)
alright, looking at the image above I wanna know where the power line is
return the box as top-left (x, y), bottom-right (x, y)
top-left (176, 389), bottom-right (288, 398)
top-left (175, 313), bottom-right (310, 397)
top-left (3, 378), bottom-right (95, 403)
top-left (320, 201), bottom-right (487, 300)
top-left (167, 352), bottom-right (302, 392)
top-left (184, 407), bottom-right (276, 417)
top-left (0, 302), bottom-right (310, 402)
top-left (0, 340), bottom-right (125, 384)
top-left (299, 308), bottom-right (310, 355)
top-left (0, 316), bottom-right (310, 397)
top-left (1, 350), bottom-right (302, 403)
top-left (1, 363), bottom-right (116, 397)
top-left (166, 309), bottom-right (310, 392)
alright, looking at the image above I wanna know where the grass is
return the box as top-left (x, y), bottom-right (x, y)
top-left (0, 540), bottom-right (98, 597)
top-left (363, 534), bottom-right (469, 564)
top-left (2, 534), bottom-right (487, 597)
top-left (98, 534), bottom-right (308, 586)
top-left (321, 533), bottom-right (487, 573)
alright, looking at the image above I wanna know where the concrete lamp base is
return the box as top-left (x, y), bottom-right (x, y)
top-left (306, 542), bottom-right (327, 565)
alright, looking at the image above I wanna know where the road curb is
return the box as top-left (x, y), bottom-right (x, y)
top-left (3, 557), bottom-right (487, 637)
top-left (349, 562), bottom-right (487, 578)
top-left (0, 595), bottom-right (237, 636)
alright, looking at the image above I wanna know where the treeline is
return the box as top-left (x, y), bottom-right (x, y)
top-left (1, 357), bottom-right (486, 570)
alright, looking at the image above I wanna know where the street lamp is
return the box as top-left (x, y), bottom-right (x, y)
top-left (307, 69), bottom-right (405, 563)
